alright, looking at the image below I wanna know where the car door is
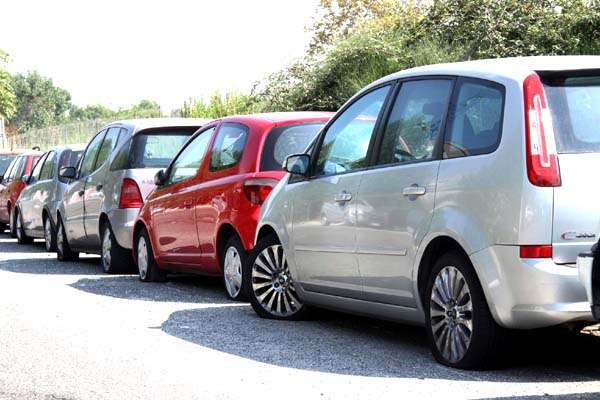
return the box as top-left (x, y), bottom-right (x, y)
top-left (153, 126), bottom-right (215, 265)
top-left (290, 84), bottom-right (392, 298)
top-left (83, 126), bottom-right (121, 248)
top-left (63, 130), bottom-right (106, 247)
top-left (20, 152), bottom-right (49, 234)
top-left (356, 78), bottom-right (454, 307)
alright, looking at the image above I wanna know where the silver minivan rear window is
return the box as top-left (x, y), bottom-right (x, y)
top-left (543, 73), bottom-right (600, 153)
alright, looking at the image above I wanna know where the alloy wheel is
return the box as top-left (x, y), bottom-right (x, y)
top-left (15, 211), bottom-right (22, 240)
top-left (102, 228), bottom-right (112, 272)
top-left (44, 219), bottom-right (52, 251)
top-left (224, 246), bottom-right (243, 298)
top-left (429, 266), bottom-right (473, 364)
top-left (57, 222), bottom-right (64, 253)
top-left (137, 235), bottom-right (149, 280)
top-left (251, 244), bottom-right (302, 317)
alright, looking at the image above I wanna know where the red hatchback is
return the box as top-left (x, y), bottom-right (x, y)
top-left (133, 112), bottom-right (332, 299)
top-left (0, 151), bottom-right (42, 235)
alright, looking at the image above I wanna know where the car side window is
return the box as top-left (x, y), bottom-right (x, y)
top-left (79, 130), bottom-right (107, 179)
top-left (2, 158), bottom-right (16, 182)
top-left (94, 127), bottom-right (121, 171)
top-left (167, 127), bottom-right (215, 185)
top-left (209, 123), bottom-right (248, 171)
top-left (10, 157), bottom-right (25, 180)
top-left (39, 151), bottom-right (57, 180)
top-left (444, 79), bottom-right (504, 159)
top-left (315, 85), bottom-right (391, 176)
top-left (377, 79), bottom-right (452, 165)
top-left (30, 152), bottom-right (48, 182)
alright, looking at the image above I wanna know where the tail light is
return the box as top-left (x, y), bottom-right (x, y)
top-left (119, 178), bottom-right (143, 209)
top-left (523, 73), bottom-right (561, 187)
top-left (243, 178), bottom-right (278, 205)
top-left (520, 245), bottom-right (553, 259)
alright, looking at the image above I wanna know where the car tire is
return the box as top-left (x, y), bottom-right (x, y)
top-left (56, 217), bottom-right (79, 262)
top-left (9, 206), bottom-right (17, 238)
top-left (101, 222), bottom-right (132, 274)
top-left (425, 250), bottom-right (506, 370)
top-left (222, 235), bottom-right (248, 301)
top-left (135, 228), bottom-right (166, 283)
top-left (244, 233), bottom-right (308, 320)
top-left (15, 208), bottom-right (34, 245)
top-left (43, 215), bottom-right (57, 252)
top-left (0, 222), bottom-right (8, 233)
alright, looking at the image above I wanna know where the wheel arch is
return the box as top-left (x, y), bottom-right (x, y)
top-left (216, 223), bottom-right (244, 263)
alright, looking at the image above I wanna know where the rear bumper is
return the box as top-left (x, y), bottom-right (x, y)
top-left (107, 208), bottom-right (139, 250)
top-left (470, 245), bottom-right (594, 329)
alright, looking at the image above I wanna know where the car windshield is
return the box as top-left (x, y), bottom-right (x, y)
top-left (543, 73), bottom-right (600, 153)
top-left (129, 129), bottom-right (197, 169)
top-left (260, 123), bottom-right (325, 171)
top-left (0, 155), bottom-right (16, 176)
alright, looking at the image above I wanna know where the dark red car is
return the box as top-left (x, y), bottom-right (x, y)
top-left (0, 150), bottom-right (42, 235)
top-left (133, 112), bottom-right (332, 299)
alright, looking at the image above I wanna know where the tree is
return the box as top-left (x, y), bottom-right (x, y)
top-left (10, 71), bottom-right (72, 131)
top-left (178, 91), bottom-right (259, 119)
top-left (0, 49), bottom-right (16, 120)
top-left (116, 99), bottom-right (161, 119)
top-left (69, 104), bottom-right (115, 121)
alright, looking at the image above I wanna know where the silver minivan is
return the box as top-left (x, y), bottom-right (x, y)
top-left (245, 56), bottom-right (599, 369)
top-left (56, 118), bottom-right (207, 272)
top-left (15, 145), bottom-right (84, 250)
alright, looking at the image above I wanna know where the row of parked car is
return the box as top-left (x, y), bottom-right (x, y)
top-left (3, 56), bottom-right (600, 370)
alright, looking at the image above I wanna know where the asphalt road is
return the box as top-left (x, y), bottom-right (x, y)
top-left (1, 234), bottom-right (600, 400)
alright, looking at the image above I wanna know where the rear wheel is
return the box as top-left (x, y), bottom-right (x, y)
top-left (43, 215), bottom-right (57, 252)
top-left (244, 234), bottom-right (307, 320)
top-left (101, 223), bottom-right (132, 274)
top-left (222, 235), bottom-right (248, 301)
top-left (425, 251), bottom-right (506, 369)
top-left (136, 228), bottom-right (166, 282)
top-left (56, 217), bottom-right (79, 262)
top-left (15, 208), bottom-right (33, 245)
top-left (0, 222), bottom-right (8, 233)
top-left (9, 206), bottom-right (17, 238)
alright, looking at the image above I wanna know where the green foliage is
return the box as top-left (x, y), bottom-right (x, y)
top-left (70, 104), bottom-right (115, 121)
top-left (10, 71), bottom-right (72, 131)
top-left (0, 49), bottom-right (16, 120)
top-left (179, 91), bottom-right (259, 119)
top-left (115, 99), bottom-right (162, 119)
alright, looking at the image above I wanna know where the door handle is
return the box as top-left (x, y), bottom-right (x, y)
top-left (402, 185), bottom-right (426, 197)
top-left (96, 184), bottom-right (103, 191)
top-left (78, 190), bottom-right (85, 197)
top-left (334, 191), bottom-right (352, 203)
top-left (184, 199), bottom-right (193, 209)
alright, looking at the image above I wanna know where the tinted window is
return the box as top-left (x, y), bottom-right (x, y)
top-left (0, 155), bottom-right (16, 176)
top-left (378, 80), bottom-right (452, 165)
top-left (209, 124), bottom-right (248, 171)
top-left (543, 74), bottom-right (600, 153)
top-left (260, 123), bottom-right (325, 171)
top-left (10, 157), bottom-right (25, 180)
top-left (80, 130), bottom-right (106, 178)
top-left (40, 151), bottom-right (57, 180)
top-left (444, 79), bottom-right (504, 159)
top-left (315, 85), bottom-right (390, 176)
top-left (30, 152), bottom-right (48, 181)
top-left (94, 127), bottom-right (120, 170)
top-left (167, 127), bottom-right (215, 185)
top-left (129, 129), bottom-right (195, 169)
top-left (58, 150), bottom-right (83, 183)
top-left (2, 158), bottom-right (16, 182)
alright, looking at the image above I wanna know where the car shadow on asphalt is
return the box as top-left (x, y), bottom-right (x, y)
top-left (160, 302), bottom-right (600, 382)
top-left (70, 275), bottom-right (231, 304)
top-left (485, 394), bottom-right (600, 400)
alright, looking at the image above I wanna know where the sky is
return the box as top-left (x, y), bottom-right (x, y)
top-left (0, 0), bottom-right (320, 113)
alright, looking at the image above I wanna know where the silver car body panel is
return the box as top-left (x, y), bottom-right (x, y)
top-left (257, 56), bottom-right (600, 330)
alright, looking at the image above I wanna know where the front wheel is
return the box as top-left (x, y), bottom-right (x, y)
top-left (425, 251), bottom-right (506, 369)
top-left (243, 234), bottom-right (307, 320)
top-left (15, 208), bottom-right (34, 245)
top-left (43, 215), bottom-right (57, 252)
top-left (136, 228), bottom-right (166, 282)
top-left (9, 207), bottom-right (17, 238)
top-left (56, 217), bottom-right (79, 262)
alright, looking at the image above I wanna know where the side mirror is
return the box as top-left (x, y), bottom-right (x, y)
top-left (0, 175), bottom-right (4, 182)
top-left (59, 166), bottom-right (77, 180)
top-left (154, 169), bottom-right (167, 186)
top-left (283, 154), bottom-right (310, 176)
top-left (22, 175), bottom-right (30, 183)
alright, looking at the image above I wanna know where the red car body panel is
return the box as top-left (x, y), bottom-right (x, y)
top-left (135, 112), bottom-right (332, 276)
top-left (0, 152), bottom-right (42, 224)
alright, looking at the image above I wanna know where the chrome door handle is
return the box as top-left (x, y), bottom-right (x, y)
top-left (184, 199), bottom-right (193, 209)
top-left (334, 191), bottom-right (352, 203)
top-left (402, 185), bottom-right (426, 196)
top-left (78, 190), bottom-right (85, 197)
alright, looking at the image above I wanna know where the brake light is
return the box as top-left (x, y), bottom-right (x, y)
top-left (243, 178), bottom-right (278, 205)
top-left (119, 178), bottom-right (143, 209)
top-left (520, 245), bottom-right (553, 259)
top-left (523, 73), bottom-right (561, 187)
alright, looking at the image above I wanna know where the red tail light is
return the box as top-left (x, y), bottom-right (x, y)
top-left (523, 73), bottom-right (561, 187)
top-left (520, 245), bottom-right (552, 259)
top-left (119, 178), bottom-right (143, 209)
top-left (243, 178), bottom-right (278, 205)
